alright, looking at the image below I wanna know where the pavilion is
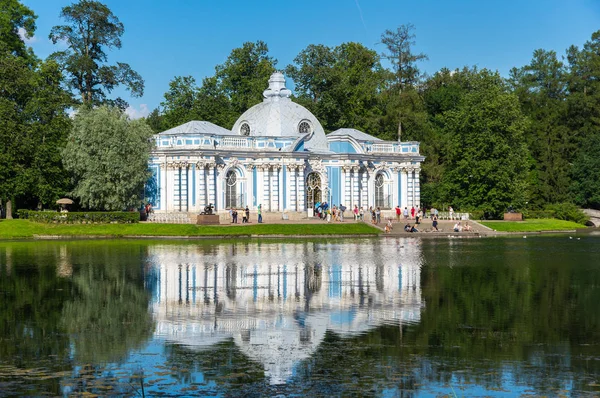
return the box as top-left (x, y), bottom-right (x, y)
top-left (146, 72), bottom-right (424, 220)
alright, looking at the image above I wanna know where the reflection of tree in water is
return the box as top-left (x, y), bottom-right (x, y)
top-left (163, 341), bottom-right (266, 395)
top-left (0, 243), bottom-right (73, 396)
top-left (60, 243), bottom-right (155, 364)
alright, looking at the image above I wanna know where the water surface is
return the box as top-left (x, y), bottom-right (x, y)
top-left (0, 236), bottom-right (599, 396)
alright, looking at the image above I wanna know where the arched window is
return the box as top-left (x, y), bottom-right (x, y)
top-left (375, 173), bottom-right (387, 208)
top-left (298, 120), bottom-right (312, 134)
top-left (306, 172), bottom-right (322, 212)
top-left (240, 122), bottom-right (250, 136)
top-left (225, 170), bottom-right (239, 208)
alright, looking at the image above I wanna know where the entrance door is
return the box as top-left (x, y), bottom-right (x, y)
top-left (306, 173), bottom-right (322, 214)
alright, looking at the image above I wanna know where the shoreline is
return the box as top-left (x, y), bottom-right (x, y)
top-left (7, 229), bottom-right (590, 241)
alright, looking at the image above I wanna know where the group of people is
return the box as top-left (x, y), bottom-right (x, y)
top-left (453, 221), bottom-right (472, 232)
top-left (315, 202), bottom-right (348, 222)
top-left (228, 206), bottom-right (251, 224)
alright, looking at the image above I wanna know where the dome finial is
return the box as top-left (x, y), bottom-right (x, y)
top-left (263, 72), bottom-right (291, 101)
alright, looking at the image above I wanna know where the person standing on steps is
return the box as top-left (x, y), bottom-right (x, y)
top-left (258, 204), bottom-right (263, 223)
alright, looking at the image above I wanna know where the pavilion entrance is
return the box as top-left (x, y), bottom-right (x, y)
top-left (306, 173), bottom-right (322, 216)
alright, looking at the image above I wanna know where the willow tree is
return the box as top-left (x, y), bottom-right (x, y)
top-left (49, 0), bottom-right (143, 106)
top-left (62, 106), bottom-right (154, 210)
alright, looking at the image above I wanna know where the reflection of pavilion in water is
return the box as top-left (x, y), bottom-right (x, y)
top-left (148, 241), bottom-right (423, 384)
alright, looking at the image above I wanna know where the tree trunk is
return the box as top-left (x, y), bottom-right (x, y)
top-left (6, 199), bottom-right (12, 219)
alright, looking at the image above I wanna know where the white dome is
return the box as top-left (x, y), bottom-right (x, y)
top-left (231, 72), bottom-right (328, 151)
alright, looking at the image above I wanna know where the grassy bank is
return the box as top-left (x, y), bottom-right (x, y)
top-left (480, 218), bottom-right (586, 232)
top-left (0, 219), bottom-right (380, 239)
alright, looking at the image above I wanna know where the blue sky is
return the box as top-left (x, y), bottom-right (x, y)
top-left (21, 0), bottom-right (600, 119)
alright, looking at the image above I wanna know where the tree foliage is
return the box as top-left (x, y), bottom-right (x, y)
top-left (62, 106), bottom-right (154, 210)
top-left (438, 70), bottom-right (530, 217)
top-left (380, 24), bottom-right (428, 140)
top-left (0, 0), bottom-right (36, 59)
top-left (158, 40), bottom-right (276, 131)
top-left (286, 42), bottom-right (388, 136)
top-left (0, 3), bottom-right (72, 217)
top-left (49, 0), bottom-right (143, 106)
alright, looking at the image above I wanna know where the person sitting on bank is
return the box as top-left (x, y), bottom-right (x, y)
top-left (410, 224), bottom-right (419, 233)
top-left (463, 221), bottom-right (472, 232)
top-left (386, 219), bottom-right (393, 231)
top-left (453, 221), bottom-right (461, 232)
top-left (404, 223), bottom-right (412, 232)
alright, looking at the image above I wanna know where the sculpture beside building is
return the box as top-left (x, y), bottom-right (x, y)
top-left (147, 72), bottom-right (424, 220)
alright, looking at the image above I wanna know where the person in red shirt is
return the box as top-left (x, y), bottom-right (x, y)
top-left (395, 205), bottom-right (401, 221)
top-left (410, 206), bottom-right (415, 219)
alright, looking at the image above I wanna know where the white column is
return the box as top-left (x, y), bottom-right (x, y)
top-left (352, 167), bottom-right (360, 209)
top-left (298, 167), bottom-right (306, 210)
top-left (215, 166), bottom-right (224, 211)
top-left (256, 165), bottom-right (264, 210)
top-left (208, 164), bottom-right (216, 209)
top-left (360, 168), bottom-right (368, 209)
top-left (264, 167), bottom-right (272, 212)
top-left (246, 166), bottom-right (253, 208)
top-left (340, 166), bottom-right (347, 207)
top-left (166, 165), bottom-right (176, 212)
top-left (392, 168), bottom-right (399, 209)
top-left (293, 167), bottom-right (299, 211)
top-left (401, 168), bottom-right (409, 209)
top-left (186, 165), bottom-right (192, 212)
top-left (198, 165), bottom-right (206, 208)
top-left (367, 170), bottom-right (374, 208)
top-left (414, 169), bottom-right (421, 208)
top-left (160, 162), bottom-right (167, 211)
top-left (278, 165), bottom-right (284, 212)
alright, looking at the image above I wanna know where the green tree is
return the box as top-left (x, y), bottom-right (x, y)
top-left (160, 75), bottom-right (200, 129)
top-left (571, 133), bottom-right (600, 208)
top-left (160, 41), bottom-right (276, 130)
top-left (440, 70), bottom-right (530, 217)
top-left (286, 42), bottom-right (388, 136)
top-left (49, 0), bottom-right (143, 106)
top-left (0, 0), bottom-right (36, 59)
top-left (564, 30), bottom-right (600, 209)
top-left (62, 106), bottom-right (154, 210)
top-left (380, 24), bottom-right (428, 141)
top-left (509, 49), bottom-right (571, 206)
top-left (214, 40), bottom-right (276, 118)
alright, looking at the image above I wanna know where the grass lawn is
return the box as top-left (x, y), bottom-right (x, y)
top-left (480, 218), bottom-right (586, 232)
top-left (0, 219), bottom-right (380, 239)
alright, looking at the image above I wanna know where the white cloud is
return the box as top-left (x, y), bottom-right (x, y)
top-left (125, 104), bottom-right (150, 119)
top-left (17, 27), bottom-right (38, 44)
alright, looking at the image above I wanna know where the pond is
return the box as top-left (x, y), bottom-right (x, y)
top-left (0, 236), bottom-right (599, 396)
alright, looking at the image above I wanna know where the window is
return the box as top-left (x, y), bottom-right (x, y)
top-left (225, 170), bottom-right (240, 208)
top-left (375, 173), bottom-right (388, 208)
top-left (240, 122), bottom-right (250, 136)
top-left (298, 120), bottom-right (312, 134)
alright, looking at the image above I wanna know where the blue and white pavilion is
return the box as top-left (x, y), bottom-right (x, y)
top-left (147, 72), bottom-right (424, 220)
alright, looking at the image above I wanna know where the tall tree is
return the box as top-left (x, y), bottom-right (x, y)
top-left (49, 0), bottom-right (143, 106)
top-left (509, 49), bottom-right (571, 206)
top-left (563, 30), bottom-right (600, 209)
top-left (160, 41), bottom-right (276, 130)
top-left (62, 106), bottom-right (154, 210)
top-left (214, 40), bottom-right (276, 119)
top-left (380, 24), bottom-right (428, 141)
top-left (0, 0), bottom-right (36, 59)
top-left (286, 42), bottom-right (388, 136)
top-left (440, 70), bottom-right (530, 218)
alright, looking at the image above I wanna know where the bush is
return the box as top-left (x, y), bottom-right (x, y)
top-left (545, 203), bottom-right (589, 225)
top-left (522, 209), bottom-right (555, 220)
top-left (17, 210), bottom-right (139, 224)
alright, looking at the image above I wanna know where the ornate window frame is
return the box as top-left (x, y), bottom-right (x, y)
top-left (239, 122), bottom-right (251, 136)
top-left (298, 119), bottom-right (313, 135)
